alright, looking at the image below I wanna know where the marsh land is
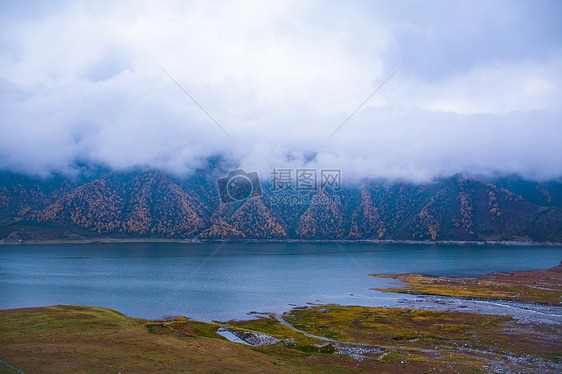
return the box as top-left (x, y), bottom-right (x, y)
top-left (1, 261), bottom-right (561, 373)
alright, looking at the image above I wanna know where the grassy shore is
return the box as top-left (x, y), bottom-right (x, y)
top-left (371, 263), bottom-right (562, 305)
top-left (1, 302), bottom-right (560, 373)
top-left (1, 265), bottom-right (561, 373)
top-left (0, 305), bottom-right (294, 374)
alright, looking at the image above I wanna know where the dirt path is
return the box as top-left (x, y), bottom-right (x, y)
top-left (274, 313), bottom-right (436, 354)
top-left (272, 312), bottom-right (548, 370)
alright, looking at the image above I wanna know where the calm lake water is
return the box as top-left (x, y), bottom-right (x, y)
top-left (1, 242), bottom-right (560, 321)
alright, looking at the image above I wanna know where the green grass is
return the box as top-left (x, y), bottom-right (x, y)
top-left (1, 304), bottom-right (560, 373)
top-left (372, 269), bottom-right (562, 305)
top-left (0, 305), bottom-right (292, 373)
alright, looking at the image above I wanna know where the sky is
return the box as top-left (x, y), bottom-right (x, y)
top-left (1, 0), bottom-right (561, 182)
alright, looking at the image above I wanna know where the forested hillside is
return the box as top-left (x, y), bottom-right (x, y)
top-left (1, 165), bottom-right (561, 242)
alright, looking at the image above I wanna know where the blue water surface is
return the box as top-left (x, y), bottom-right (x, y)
top-left (0, 242), bottom-right (560, 321)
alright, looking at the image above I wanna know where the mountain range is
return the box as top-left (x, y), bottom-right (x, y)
top-left (1, 161), bottom-right (562, 243)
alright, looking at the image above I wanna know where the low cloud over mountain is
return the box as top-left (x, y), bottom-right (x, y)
top-left (1, 1), bottom-right (561, 181)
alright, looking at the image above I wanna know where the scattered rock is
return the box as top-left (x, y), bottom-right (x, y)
top-left (332, 343), bottom-right (385, 360)
top-left (218, 327), bottom-right (281, 347)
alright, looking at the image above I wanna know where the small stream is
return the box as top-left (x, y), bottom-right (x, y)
top-left (395, 294), bottom-right (562, 324)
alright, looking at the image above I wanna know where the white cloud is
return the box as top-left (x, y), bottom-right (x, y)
top-left (1, 0), bottom-right (561, 181)
top-left (415, 61), bottom-right (561, 115)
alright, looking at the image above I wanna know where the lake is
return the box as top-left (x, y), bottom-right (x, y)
top-left (0, 242), bottom-right (560, 321)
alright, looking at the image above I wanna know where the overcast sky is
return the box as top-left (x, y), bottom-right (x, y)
top-left (1, 0), bottom-right (561, 182)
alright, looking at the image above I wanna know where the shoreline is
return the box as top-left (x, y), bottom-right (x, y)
top-left (2, 266), bottom-right (561, 372)
top-left (2, 237), bottom-right (561, 246)
top-left (3, 303), bottom-right (561, 373)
